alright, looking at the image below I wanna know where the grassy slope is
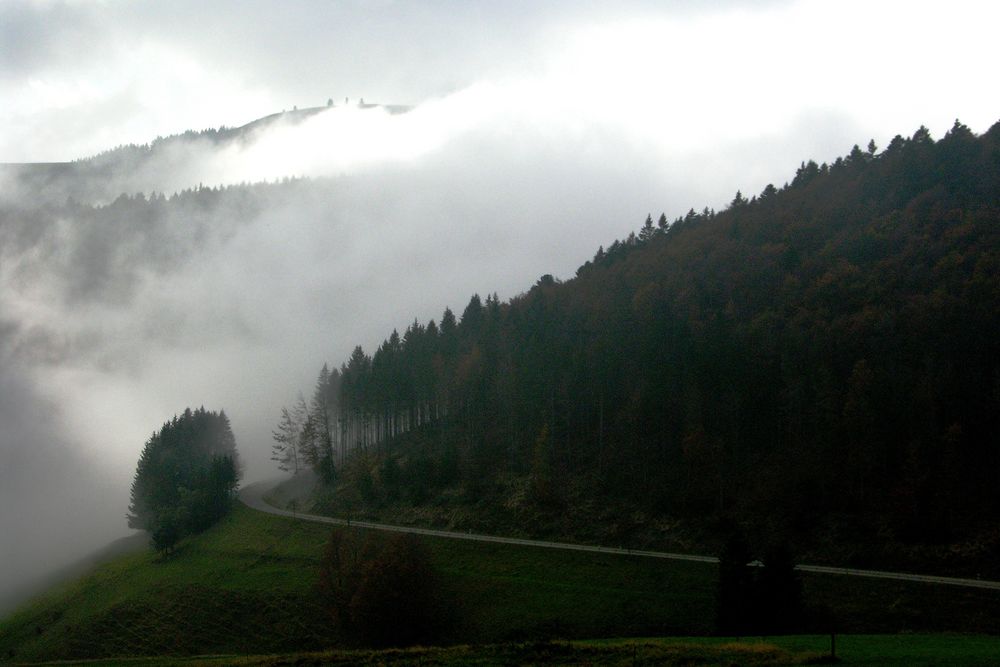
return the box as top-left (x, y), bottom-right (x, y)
top-left (0, 503), bottom-right (716, 662)
top-left (0, 532), bottom-right (148, 618)
top-left (3, 501), bottom-right (999, 664)
top-left (0, 505), bottom-right (333, 662)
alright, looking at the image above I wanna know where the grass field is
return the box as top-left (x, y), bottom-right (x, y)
top-left (2, 501), bottom-right (999, 664)
top-left (0, 505), bottom-right (333, 662)
top-left (0, 503), bottom-right (717, 662)
top-left (17, 635), bottom-right (1000, 666)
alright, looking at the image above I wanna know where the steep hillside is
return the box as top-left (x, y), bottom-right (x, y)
top-left (288, 120), bottom-right (1000, 572)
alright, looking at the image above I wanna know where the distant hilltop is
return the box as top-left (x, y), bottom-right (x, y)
top-left (240, 99), bottom-right (413, 134)
top-left (1, 100), bottom-right (414, 170)
top-left (324, 97), bottom-right (413, 115)
top-left (0, 101), bottom-right (415, 203)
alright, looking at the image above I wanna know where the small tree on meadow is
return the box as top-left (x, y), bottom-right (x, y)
top-left (349, 533), bottom-right (440, 647)
top-left (318, 530), bottom-right (447, 647)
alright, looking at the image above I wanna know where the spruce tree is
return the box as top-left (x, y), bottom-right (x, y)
top-left (128, 408), bottom-right (240, 547)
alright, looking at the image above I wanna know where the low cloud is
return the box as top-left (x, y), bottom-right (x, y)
top-left (0, 352), bottom-right (124, 605)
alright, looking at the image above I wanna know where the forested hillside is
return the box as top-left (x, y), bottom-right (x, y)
top-left (289, 120), bottom-right (999, 563)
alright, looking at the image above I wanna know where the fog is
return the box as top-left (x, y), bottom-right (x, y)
top-left (2, 0), bottom-right (1000, 609)
top-left (0, 98), bottom-right (711, 603)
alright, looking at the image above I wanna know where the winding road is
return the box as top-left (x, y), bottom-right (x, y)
top-left (240, 481), bottom-right (1000, 591)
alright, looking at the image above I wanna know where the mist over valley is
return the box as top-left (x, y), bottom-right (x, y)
top-left (2, 1), bottom-right (1000, 660)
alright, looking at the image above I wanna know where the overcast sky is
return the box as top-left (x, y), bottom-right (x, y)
top-left (3, 0), bottom-right (999, 163)
top-left (1, 0), bottom-right (999, 605)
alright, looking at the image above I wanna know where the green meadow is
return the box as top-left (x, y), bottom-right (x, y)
top-left (2, 502), bottom-right (998, 664)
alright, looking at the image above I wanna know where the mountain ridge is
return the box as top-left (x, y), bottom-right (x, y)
top-left (0, 100), bottom-right (413, 169)
top-left (0, 101), bottom-right (413, 205)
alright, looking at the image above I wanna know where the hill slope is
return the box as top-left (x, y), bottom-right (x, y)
top-left (5, 499), bottom-right (1000, 662)
top-left (289, 119), bottom-right (1000, 574)
top-left (0, 503), bottom-right (721, 661)
top-left (0, 533), bottom-right (147, 618)
top-left (0, 101), bottom-right (411, 205)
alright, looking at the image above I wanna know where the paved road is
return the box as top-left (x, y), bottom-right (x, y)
top-left (240, 481), bottom-right (1000, 591)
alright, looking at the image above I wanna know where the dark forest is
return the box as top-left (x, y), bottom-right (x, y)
top-left (278, 120), bottom-right (1000, 570)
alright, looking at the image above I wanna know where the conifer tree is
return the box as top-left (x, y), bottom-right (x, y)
top-left (639, 214), bottom-right (656, 241)
top-left (271, 406), bottom-right (301, 474)
top-left (128, 408), bottom-right (240, 549)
